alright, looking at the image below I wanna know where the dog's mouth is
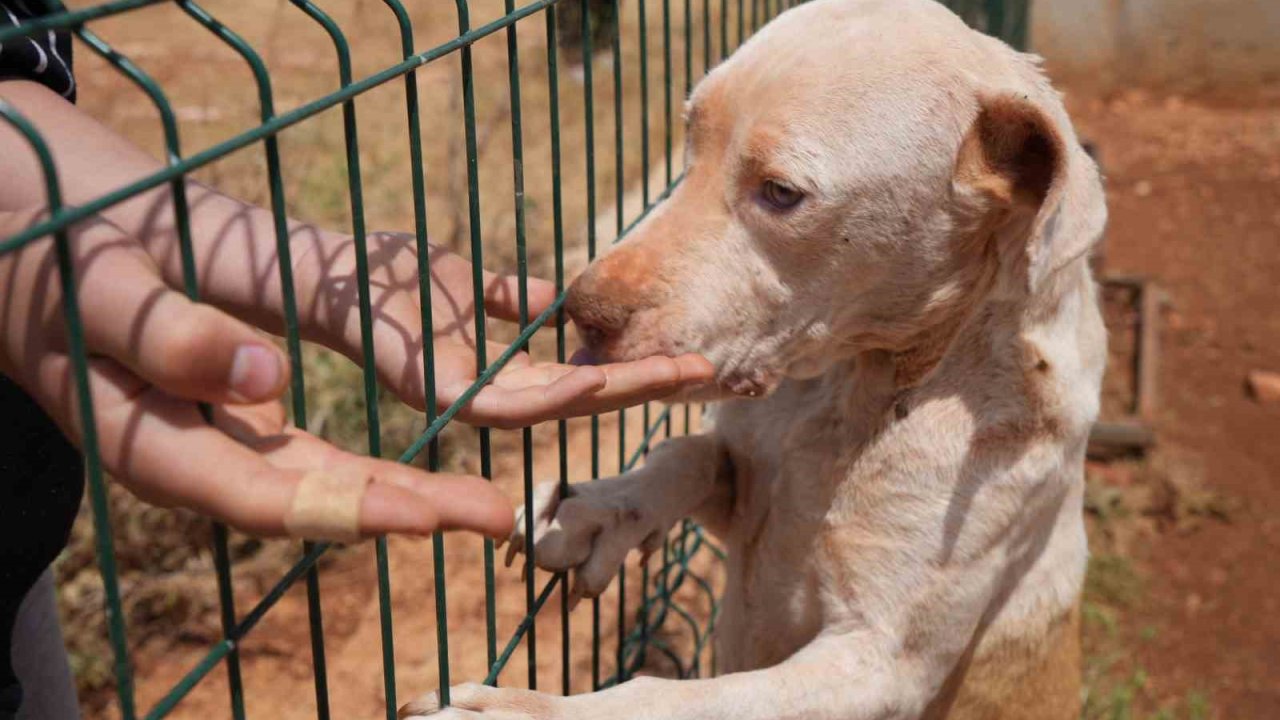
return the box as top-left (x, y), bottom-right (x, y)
top-left (720, 367), bottom-right (778, 398)
top-left (568, 346), bottom-right (600, 367)
top-left (570, 343), bottom-right (779, 401)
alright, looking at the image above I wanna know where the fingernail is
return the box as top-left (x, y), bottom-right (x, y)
top-left (230, 344), bottom-right (283, 400)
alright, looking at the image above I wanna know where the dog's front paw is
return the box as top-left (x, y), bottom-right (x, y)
top-left (504, 480), bottom-right (669, 605)
top-left (399, 683), bottom-right (560, 719)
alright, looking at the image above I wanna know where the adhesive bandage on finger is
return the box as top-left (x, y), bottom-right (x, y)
top-left (283, 466), bottom-right (371, 542)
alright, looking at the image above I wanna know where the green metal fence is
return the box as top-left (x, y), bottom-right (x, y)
top-left (0, 0), bottom-right (1026, 717)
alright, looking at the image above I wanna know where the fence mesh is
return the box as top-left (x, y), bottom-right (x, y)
top-left (0, 0), bottom-right (1026, 717)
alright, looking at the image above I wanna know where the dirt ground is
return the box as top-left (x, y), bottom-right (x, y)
top-left (1067, 88), bottom-right (1280, 718)
top-left (46, 1), bottom-right (1280, 717)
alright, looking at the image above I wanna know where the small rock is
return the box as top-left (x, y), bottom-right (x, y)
top-left (1246, 370), bottom-right (1280, 403)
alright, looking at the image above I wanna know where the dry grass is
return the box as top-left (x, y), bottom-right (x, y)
top-left (1080, 451), bottom-right (1231, 720)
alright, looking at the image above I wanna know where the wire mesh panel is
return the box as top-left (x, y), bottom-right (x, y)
top-left (0, 1), bottom-right (1026, 717)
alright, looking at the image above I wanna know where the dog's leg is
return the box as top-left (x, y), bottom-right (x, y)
top-left (399, 633), bottom-right (901, 720)
top-left (403, 449), bottom-right (1083, 720)
top-left (501, 433), bottom-right (732, 603)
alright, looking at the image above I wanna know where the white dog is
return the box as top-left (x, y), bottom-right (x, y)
top-left (404, 0), bottom-right (1106, 717)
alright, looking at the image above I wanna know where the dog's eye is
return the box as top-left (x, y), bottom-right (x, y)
top-left (760, 179), bottom-right (804, 211)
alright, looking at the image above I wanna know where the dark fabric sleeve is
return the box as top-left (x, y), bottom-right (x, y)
top-left (0, 0), bottom-right (75, 103)
top-left (0, 374), bottom-right (84, 715)
top-left (0, 1), bottom-right (83, 712)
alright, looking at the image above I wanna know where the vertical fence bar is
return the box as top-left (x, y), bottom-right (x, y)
top-left (0, 103), bottom-right (139, 720)
top-left (663, 0), bottom-right (673, 187)
top-left (637, 0), bottom-right (659, 628)
top-left (684, 0), bottom-right (694, 98)
top-left (610, 0), bottom-right (625, 240)
top-left (171, 4), bottom-right (309, 714)
top-left (500, 0), bottom-right (539, 692)
top-left (578, 0), bottom-right (603, 691)
top-left (90, 20), bottom-right (335, 717)
top-left (543, 0), bottom-right (572, 697)
top-left (284, 3), bottom-right (397, 714)
top-left (703, 0), bottom-right (712, 74)
top-left (378, 0), bottom-right (455, 707)
top-left (184, 21), bottom-right (247, 718)
top-left (614, 414), bottom-right (627, 684)
top-left (1007, 0), bottom-right (1029, 50)
top-left (638, 0), bottom-right (650, 209)
top-left (449, 0), bottom-right (501, 675)
top-left (737, 0), bottom-right (745, 48)
top-left (720, 0), bottom-right (729, 61)
top-left (71, 31), bottom-right (205, 718)
top-left (660, 0), bottom-right (680, 676)
top-left (636, 407), bottom-right (652, 674)
top-left (605, 0), bottom-right (628, 688)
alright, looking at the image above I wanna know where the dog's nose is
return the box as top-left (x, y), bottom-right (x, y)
top-left (565, 273), bottom-right (635, 350)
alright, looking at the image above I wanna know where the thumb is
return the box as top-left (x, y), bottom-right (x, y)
top-left (66, 225), bottom-right (289, 404)
top-left (122, 294), bottom-right (290, 404)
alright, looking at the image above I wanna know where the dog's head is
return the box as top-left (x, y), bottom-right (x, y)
top-left (566, 0), bottom-right (1105, 399)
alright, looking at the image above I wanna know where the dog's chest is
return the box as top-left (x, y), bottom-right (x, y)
top-left (715, 380), bottom-right (859, 528)
top-left (709, 381), bottom-right (875, 668)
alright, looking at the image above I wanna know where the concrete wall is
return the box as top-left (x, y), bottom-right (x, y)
top-left (1030, 0), bottom-right (1280, 96)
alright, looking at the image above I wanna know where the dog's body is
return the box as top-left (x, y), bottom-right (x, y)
top-left (405, 0), bottom-right (1106, 717)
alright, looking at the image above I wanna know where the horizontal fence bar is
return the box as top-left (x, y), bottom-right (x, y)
top-left (0, 0), bottom-right (166, 44)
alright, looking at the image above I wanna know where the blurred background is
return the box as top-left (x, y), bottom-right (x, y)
top-left (44, 0), bottom-right (1280, 718)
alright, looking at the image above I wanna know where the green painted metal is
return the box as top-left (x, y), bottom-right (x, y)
top-left (501, 0), bottom-right (540, 692)
top-left (72, 24), bottom-right (200, 720)
top-left (639, 0), bottom-right (651, 209)
top-left (286, 3), bottom-right (399, 715)
top-left (383, 0), bottom-right (430, 711)
top-left (663, 0), bottom-right (674, 186)
top-left (0, 1), bottom-right (1028, 717)
top-left (543, 1), bottom-right (572, 697)
top-left (0, 101), bottom-right (138, 720)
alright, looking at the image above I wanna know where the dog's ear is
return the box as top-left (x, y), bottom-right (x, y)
top-left (954, 93), bottom-right (1102, 295)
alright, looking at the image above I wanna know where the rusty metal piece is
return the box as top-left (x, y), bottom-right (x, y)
top-left (1087, 276), bottom-right (1163, 460)
top-left (1087, 421), bottom-right (1156, 459)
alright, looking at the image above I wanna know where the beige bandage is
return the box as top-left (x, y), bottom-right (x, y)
top-left (283, 467), bottom-right (372, 543)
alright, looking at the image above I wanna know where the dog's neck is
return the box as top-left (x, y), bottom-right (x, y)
top-left (825, 255), bottom-right (1100, 436)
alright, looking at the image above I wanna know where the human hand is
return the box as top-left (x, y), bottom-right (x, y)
top-left (0, 81), bottom-right (713, 432)
top-left (0, 211), bottom-right (512, 541)
top-left (283, 231), bottom-right (714, 429)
